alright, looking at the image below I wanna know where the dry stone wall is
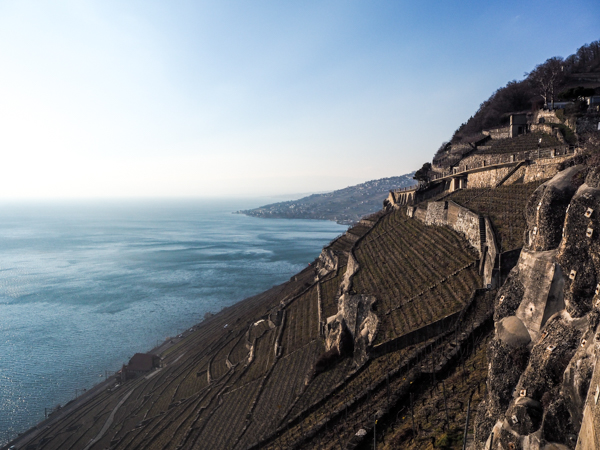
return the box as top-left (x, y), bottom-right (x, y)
top-left (464, 157), bottom-right (570, 189)
top-left (532, 110), bottom-right (561, 125)
top-left (523, 157), bottom-right (572, 183)
top-left (414, 208), bottom-right (427, 222)
top-left (420, 200), bottom-right (501, 287)
top-left (483, 127), bottom-right (510, 139)
top-left (446, 201), bottom-right (482, 255)
top-left (459, 154), bottom-right (507, 172)
top-left (529, 123), bottom-right (557, 135)
top-left (460, 151), bottom-right (570, 172)
top-left (467, 166), bottom-right (516, 188)
top-left (424, 200), bottom-right (447, 225)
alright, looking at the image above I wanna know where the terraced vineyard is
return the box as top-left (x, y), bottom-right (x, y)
top-left (258, 290), bottom-right (496, 450)
top-left (445, 180), bottom-right (548, 251)
top-left (477, 132), bottom-right (562, 154)
top-left (353, 209), bottom-right (480, 343)
top-left (382, 329), bottom-right (492, 449)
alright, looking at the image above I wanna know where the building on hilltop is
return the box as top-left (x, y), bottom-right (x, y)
top-left (509, 112), bottom-right (528, 137)
top-left (482, 113), bottom-right (530, 139)
top-left (586, 95), bottom-right (600, 109)
top-left (546, 100), bottom-right (574, 109)
top-left (387, 128), bottom-right (575, 210)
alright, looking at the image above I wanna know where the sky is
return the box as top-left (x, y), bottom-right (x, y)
top-left (0, 0), bottom-right (598, 199)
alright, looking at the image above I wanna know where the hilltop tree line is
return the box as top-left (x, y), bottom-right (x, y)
top-left (449, 40), bottom-right (600, 145)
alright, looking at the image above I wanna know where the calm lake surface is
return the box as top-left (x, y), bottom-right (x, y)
top-left (0, 199), bottom-right (346, 441)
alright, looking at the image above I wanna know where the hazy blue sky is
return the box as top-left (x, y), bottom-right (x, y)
top-left (0, 1), bottom-right (598, 199)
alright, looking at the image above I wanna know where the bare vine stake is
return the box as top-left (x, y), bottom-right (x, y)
top-left (373, 414), bottom-right (377, 450)
top-left (430, 353), bottom-right (434, 385)
top-left (387, 373), bottom-right (390, 408)
top-left (463, 391), bottom-right (474, 450)
top-left (410, 392), bottom-right (416, 436)
top-left (442, 381), bottom-right (449, 426)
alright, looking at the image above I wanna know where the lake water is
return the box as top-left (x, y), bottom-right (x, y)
top-left (0, 199), bottom-right (346, 442)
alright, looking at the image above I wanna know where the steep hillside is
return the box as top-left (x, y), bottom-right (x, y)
top-left (447, 40), bottom-right (600, 146)
top-left (8, 196), bottom-right (486, 450)
top-left (238, 174), bottom-right (415, 225)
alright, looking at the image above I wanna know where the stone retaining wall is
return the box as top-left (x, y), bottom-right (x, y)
top-left (424, 201), bottom-right (447, 225)
top-left (523, 157), bottom-right (570, 183)
top-left (483, 127), bottom-right (510, 139)
top-left (419, 200), bottom-right (500, 288)
top-left (414, 207), bottom-right (427, 222)
top-left (370, 308), bottom-right (463, 357)
top-left (467, 166), bottom-right (520, 189)
top-left (446, 201), bottom-right (482, 256)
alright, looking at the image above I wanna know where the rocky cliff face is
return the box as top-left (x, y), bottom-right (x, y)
top-left (474, 165), bottom-right (600, 449)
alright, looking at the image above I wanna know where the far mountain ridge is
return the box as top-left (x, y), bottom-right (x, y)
top-left (238, 173), bottom-right (416, 225)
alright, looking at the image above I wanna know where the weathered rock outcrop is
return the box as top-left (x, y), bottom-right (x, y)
top-left (556, 181), bottom-right (600, 318)
top-left (324, 252), bottom-right (379, 367)
top-left (513, 249), bottom-right (565, 342)
top-left (317, 247), bottom-right (338, 277)
top-left (475, 166), bottom-right (600, 449)
top-left (325, 293), bottom-right (378, 367)
top-left (525, 165), bottom-right (585, 252)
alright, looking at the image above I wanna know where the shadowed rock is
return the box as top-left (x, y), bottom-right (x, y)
top-left (496, 316), bottom-right (531, 347)
top-left (525, 165), bottom-right (584, 251)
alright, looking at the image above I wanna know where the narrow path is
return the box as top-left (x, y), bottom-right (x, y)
top-left (83, 388), bottom-right (134, 450)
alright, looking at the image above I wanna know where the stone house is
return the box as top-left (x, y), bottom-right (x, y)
top-left (482, 113), bottom-right (529, 139)
top-left (586, 95), bottom-right (600, 108)
top-left (121, 353), bottom-right (160, 381)
top-left (509, 113), bottom-right (528, 138)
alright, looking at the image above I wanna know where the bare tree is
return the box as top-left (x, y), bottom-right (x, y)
top-left (526, 57), bottom-right (565, 109)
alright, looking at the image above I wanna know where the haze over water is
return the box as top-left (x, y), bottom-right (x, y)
top-left (0, 199), bottom-right (346, 441)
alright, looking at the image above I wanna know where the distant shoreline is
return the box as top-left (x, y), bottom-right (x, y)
top-left (237, 173), bottom-right (416, 226)
top-left (234, 209), bottom-right (354, 225)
